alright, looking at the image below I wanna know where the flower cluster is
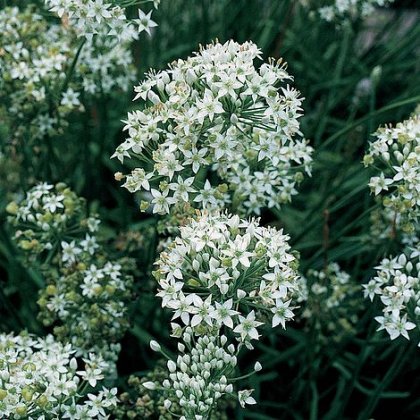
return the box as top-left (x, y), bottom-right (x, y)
top-left (45, 0), bottom-right (158, 40)
top-left (113, 361), bottom-right (234, 419)
top-left (154, 212), bottom-right (301, 343)
top-left (147, 332), bottom-right (257, 419)
top-left (301, 0), bottom-right (395, 22)
top-left (364, 114), bottom-right (420, 234)
top-left (297, 263), bottom-right (361, 342)
top-left (363, 245), bottom-right (419, 345)
top-left (8, 183), bottom-right (134, 368)
top-left (113, 40), bottom-right (312, 216)
top-left (0, 6), bottom-right (135, 142)
top-left (38, 260), bottom-right (133, 368)
top-left (0, 333), bottom-right (117, 419)
top-left (149, 212), bottom-right (302, 415)
top-left (7, 183), bottom-right (100, 261)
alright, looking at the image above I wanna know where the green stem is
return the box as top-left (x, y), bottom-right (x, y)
top-left (358, 343), bottom-right (413, 420)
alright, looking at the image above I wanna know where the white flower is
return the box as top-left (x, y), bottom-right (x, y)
top-left (61, 88), bottom-right (81, 107)
top-left (80, 234), bottom-right (99, 255)
top-left (43, 194), bottom-right (64, 213)
top-left (135, 9), bottom-right (157, 35)
top-left (61, 240), bottom-right (82, 264)
top-left (151, 189), bottom-right (177, 214)
top-left (238, 389), bottom-right (257, 408)
top-left (210, 299), bottom-right (239, 329)
top-left (271, 299), bottom-right (294, 328)
top-left (234, 311), bottom-right (264, 341)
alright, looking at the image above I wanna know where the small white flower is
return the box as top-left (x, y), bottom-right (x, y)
top-left (238, 389), bottom-right (257, 408)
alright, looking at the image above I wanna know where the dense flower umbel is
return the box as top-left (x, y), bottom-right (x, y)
top-left (0, 333), bottom-right (117, 419)
top-left (113, 40), bottom-right (313, 216)
top-left (297, 263), bottom-right (361, 342)
top-left (0, 7), bottom-right (135, 142)
top-left (364, 114), bottom-right (420, 234)
top-left (147, 332), bottom-right (255, 419)
top-left (7, 183), bottom-right (100, 261)
top-left (38, 260), bottom-right (133, 368)
top-left (300, 0), bottom-right (395, 22)
top-left (45, 0), bottom-right (159, 40)
top-left (154, 212), bottom-right (301, 344)
top-left (363, 244), bottom-right (420, 345)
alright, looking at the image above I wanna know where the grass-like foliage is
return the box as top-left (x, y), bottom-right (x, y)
top-left (0, 1), bottom-right (419, 419)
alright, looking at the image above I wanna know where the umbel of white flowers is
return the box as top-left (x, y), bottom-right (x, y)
top-left (113, 40), bottom-right (313, 216)
top-left (0, 7), bottom-right (136, 141)
top-left (154, 212), bottom-right (302, 343)
top-left (364, 113), bottom-right (420, 234)
top-left (0, 333), bottom-right (117, 419)
top-left (44, 0), bottom-right (159, 40)
top-left (7, 183), bottom-right (133, 372)
top-left (363, 243), bottom-right (420, 346)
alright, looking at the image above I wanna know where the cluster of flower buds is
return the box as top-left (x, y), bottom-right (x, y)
top-left (45, 0), bottom-right (159, 40)
top-left (7, 183), bottom-right (134, 369)
top-left (146, 331), bottom-right (259, 418)
top-left (114, 360), bottom-right (234, 419)
top-left (0, 333), bottom-right (117, 419)
top-left (363, 244), bottom-right (419, 345)
top-left (113, 40), bottom-right (312, 216)
top-left (297, 263), bottom-right (361, 342)
top-left (0, 6), bottom-right (135, 142)
top-left (364, 113), bottom-right (420, 234)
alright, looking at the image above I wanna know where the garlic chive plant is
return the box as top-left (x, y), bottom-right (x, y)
top-left (363, 244), bottom-right (420, 345)
top-left (113, 40), bottom-right (313, 216)
top-left (364, 113), bottom-right (420, 234)
top-left (0, 333), bottom-right (117, 419)
top-left (148, 212), bottom-right (303, 416)
top-left (0, 6), bottom-right (135, 144)
top-left (7, 183), bottom-right (134, 370)
top-left (44, 0), bottom-right (159, 40)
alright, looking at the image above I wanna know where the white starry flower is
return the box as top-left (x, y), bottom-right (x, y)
top-left (61, 240), bottom-right (82, 264)
top-left (135, 9), bottom-right (158, 35)
top-left (234, 310), bottom-right (263, 341)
